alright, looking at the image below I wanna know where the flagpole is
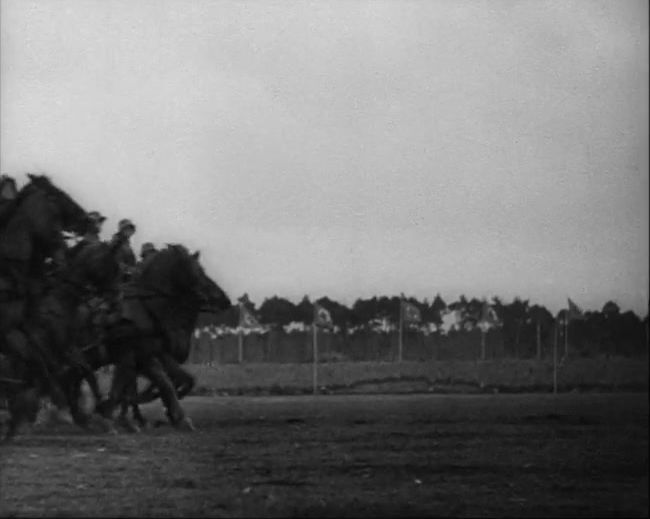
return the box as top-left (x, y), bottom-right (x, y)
top-left (553, 320), bottom-right (558, 394)
top-left (480, 329), bottom-right (486, 361)
top-left (564, 313), bottom-right (568, 361)
top-left (312, 323), bottom-right (318, 395)
top-left (398, 300), bottom-right (403, 363)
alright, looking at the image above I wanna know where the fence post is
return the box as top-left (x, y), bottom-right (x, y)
top-left (480, 330), bottom-right (486, 361)
top-left (553, 321), bottom-right (558, 394)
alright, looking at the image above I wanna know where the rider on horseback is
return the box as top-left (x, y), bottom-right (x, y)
top-left (140, 242), bottom-right (157, 261)
top-left (0, 174), bottom-right (18, 201)
top-left (110, 219), bottom-right (137, 283)
top-left (0, 174), bottom-right (19, 227)
top-left (134, 242), bottom-right (158, 278)
top-left (97, 218), bottom-right (138, 329)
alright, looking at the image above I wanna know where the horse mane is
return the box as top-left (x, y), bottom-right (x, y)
top-left (2, 173), bottom-right (66, 206)
top-left (17, 174), bottom-right (48, 199)
top-left (136, 243), bottom-right (192, 285)
top-left (165, 243), bottom-right (190, 256)
top-left (25, 174), bottom-right (79, 206)
top-left (9, 174), bottom-right (66, 211)
top-left (0, 177), bottom-right (33, 229)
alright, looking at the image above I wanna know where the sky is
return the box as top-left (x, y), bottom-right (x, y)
top-left (1, 0), bottom-right (648, 316)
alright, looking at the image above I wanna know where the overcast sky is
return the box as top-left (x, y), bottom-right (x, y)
top-left (1, 0), bottom-right (648, 315)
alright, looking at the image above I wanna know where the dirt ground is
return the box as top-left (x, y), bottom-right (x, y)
top-left (0, 392), bottom-right (647, 517)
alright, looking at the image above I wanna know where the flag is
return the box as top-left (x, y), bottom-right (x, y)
top-left (567, 298), bottom-right (584, 321)
top-left (479, 300), bottom-right (498, 325)
top-left (314, 302), bottom-right (333, 328)
top-left (239, 304), bottom-right (261, 329)
top-left (401, 300), bottom-right (421, 323)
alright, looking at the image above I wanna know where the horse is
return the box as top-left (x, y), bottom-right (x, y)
top-left (0, 238), bottom-right (126, 440)
top-left (92, 244), bottom-right (231, 429)
top-left (0, 174), bottom-right (91, 440)
top-left (1, 173), bottom-right (90, 340)
top-left (0, 174), bottom-right (89, 281)
top-left (28, 236), bottom-right (126, 428)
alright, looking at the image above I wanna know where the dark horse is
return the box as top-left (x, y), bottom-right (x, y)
top-left (19, 235), bottom-right (127, 432)
top-left (0, 174), bottom-right (91, 440)
top-left (67, 244), bottom-right (231, 430)
top-left (0, 174), bottom-right (89, 279)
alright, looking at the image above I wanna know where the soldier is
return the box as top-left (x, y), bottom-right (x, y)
top-left (110, 218), bottom-right (137, 283)
top-left (133, 242), bottom-right (158, 278)
top-left (83, 211), bottom-right (106, 244)
top-left (140, 242), bottom-right (158, 261)
top-left (0, 174), bottom-right (18, 222)
top-left (0, 174), bottom-right (17, 201)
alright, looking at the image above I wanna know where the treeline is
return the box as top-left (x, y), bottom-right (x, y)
top-left (198, 294), bottom-right (649, 358)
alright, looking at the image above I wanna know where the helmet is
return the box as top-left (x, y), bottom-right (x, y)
top-left (87, 211), bottom-right (106, 224)
top-left (140, 242), bottom-right (156, 256)
top-left (118, 218), bottom-right (136, 233)
top-left (0, 175), bottom-right (17, 200)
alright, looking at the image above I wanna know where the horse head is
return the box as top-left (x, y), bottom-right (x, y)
top-left (187, 250), bottom-right (232, 312)
top-left (24, 174), bottom-right (89, 237)
top-left (142, 245), bottom-right (231, 312)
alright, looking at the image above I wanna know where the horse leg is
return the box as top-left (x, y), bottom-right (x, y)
top-left (60, 371), bottom-right (89, 428)
top-left (160, 353), bottom-right (195, 399)
top-left (17, 327), bottom-right (68, 411)
top-left (131, 401), bottom-right (148, 428)
top-left (1, 332), bottom-right (56, 438)
top-left (81, 366), bottom-right (103, 411)
top-left (93, 352), bottom-right (139, 433)
top-left (133, 361), bottom-right (194, 404)
top-left (141, 357), bottom-right (192, 430)
top-left (96, 351), bottom-right (135, 420)
top-left (118, 376), bottom-right (148, 428)
top-left (116, 376), bottom-right (140, 433)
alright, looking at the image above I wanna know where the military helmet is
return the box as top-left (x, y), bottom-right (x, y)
top-left (140, 242), bottom-right (156, 256)
top-left (0, 174), bottom-right (18, 200)
top-left (118, 218), bottom-right (136, 232)
top-left (87, 210), bottom-right (107, 224)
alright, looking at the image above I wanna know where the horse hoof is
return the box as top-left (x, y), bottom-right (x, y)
top-left (116, 416), bottom-right (141, 434)
top-left (99, 418), bottom-right (119, 435)
top-left (53, 409), bottom-right (73, 425)
top-left (124, 421), bottom-right (141, 434)
top-left (177, 417), bottom-right (195, 432)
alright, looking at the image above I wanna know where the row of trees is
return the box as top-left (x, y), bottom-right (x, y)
top-left (198, 294), bottom-right (648, 358)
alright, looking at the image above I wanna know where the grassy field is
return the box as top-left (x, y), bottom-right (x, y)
top-left (160, 358), bottom-right (650, 396)
top-left (0, 392), bottom-right (647, 517)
